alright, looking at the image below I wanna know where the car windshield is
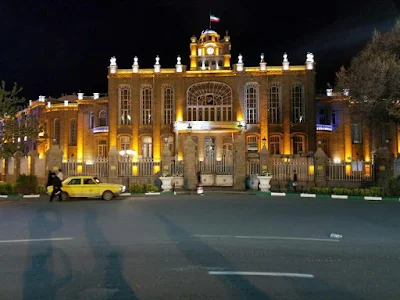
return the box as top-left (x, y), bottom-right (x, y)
top-left (93, 177), bottom-right (101, 183)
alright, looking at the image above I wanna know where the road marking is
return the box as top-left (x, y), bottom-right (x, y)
top-left (0, 237), bottom-right (73, 244)
top-left (193, 235), bottom-right (339, 242)
top-left (208, 271), bottom-right (314, 278)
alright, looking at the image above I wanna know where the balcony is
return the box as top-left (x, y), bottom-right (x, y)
top-left (92, 126), bottom-right (109, 134)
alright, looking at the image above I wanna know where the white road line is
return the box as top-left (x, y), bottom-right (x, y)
top-left (193, 235), bottom-right (339, 242)
top-left (208, 271), bottom-right (314, 278)
top-left (0, 237), bottom-right (73, 244)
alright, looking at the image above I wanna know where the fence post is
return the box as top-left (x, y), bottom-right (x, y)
top-left (183, 135), bottom-right (197, 190)
top-left (46, 145), bottom-right (63, 173)
top-left (233, 133), bottom-right (246, 190)
top-left (161, 143), bottom-right (172, 176)
top-left (259, 144), bottom-right (270, 174)
top-left (376, 146), bottom-right (394, 191)
top-left (13, 151), bottom-right (24, 178)
top-left (27, 150), bottom-right (39, 175)
top-left (314, 147), bottom-right (327, 187)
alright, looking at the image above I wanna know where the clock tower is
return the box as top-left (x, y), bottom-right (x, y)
top-left (189, 29), bottom-right (231, 71)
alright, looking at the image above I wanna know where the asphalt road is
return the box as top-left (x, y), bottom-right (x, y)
top-left (0, 194), bottom-right (399, 299)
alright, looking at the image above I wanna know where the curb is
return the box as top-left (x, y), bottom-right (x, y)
top-left (257, 191), bottom-right (400, 202)
top-left (0, 194), bottom-right (41, 199)
top-left (120, 192), bottom-right (161, 196)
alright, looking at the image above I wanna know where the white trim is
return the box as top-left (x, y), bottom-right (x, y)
top-left (331, 195), bottom-right (348, 199)
top-left (300, 193), bottom-right (316, 198)
top-left (364, 196), bottom-right (382, 201)
top-left (145, 192), bottom-right (160, 195)
top-left (120, 193), bottom-right (131, 196)
top-left (0, 237), bottom-right (73, 243)
top-left (208, 271), bottom-right (314, 278)
top-left (271, 192), bottom-right (286, 196)
top-left (23, 195), bottom-right (40, 198)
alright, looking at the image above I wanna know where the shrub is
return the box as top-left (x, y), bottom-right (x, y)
top-left (37, 185), bottom-right (47, 195)
top-left (128, 184), bottom-right (158, 193)
top-left (388, 175), bottom-right (400, 196)
top-left (15, 174), bottom-right (38, 195)
top-left (0, 182), bottom-right (17, 195)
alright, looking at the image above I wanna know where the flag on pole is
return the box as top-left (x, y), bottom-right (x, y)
top-left (210, 14), bottom-right (220, 22)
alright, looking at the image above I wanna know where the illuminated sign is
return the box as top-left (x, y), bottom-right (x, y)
top-left (92, 126), bottom-right (109, 133)
top-left (316, 124), bottom-right (333, 131)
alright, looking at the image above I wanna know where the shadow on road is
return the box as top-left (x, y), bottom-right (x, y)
top-left (84, 208), bottom-right (138, 300)
top-left (157, 213), bottom-right (270, 300)
top-left (22, 207), bottom-right (72, 300)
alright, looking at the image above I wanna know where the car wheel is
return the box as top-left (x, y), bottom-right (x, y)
top-left (61, 191), bottom-right (69, 201)
top-left (102, 190), bottom-right (113, 201)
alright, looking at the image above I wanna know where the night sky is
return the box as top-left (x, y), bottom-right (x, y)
top-left (0, 0), bottom-right (399, 100)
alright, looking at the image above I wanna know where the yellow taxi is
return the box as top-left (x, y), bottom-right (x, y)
top-left (47, 176), bottom-right (126, 201)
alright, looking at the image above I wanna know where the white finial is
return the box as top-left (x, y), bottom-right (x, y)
top-left (259, 53), bottom-right (267, 71)
top-left (38, 95), bottom-right (45, 102)
top-left (238, 54), bottom-right (243, 64)
top-left (133, 56), bottom-right (138, 66)
top-left (343, 89), bottom-right (349, 96)
top-left (132, 56), bottom-right (139, 73)
top-left (306, 52), bottom-right (314, 63)
top-left (282, 53), bottom-right (290, 70)
top-left (283, 53), bottom-right (288, 62)
top-left (78, 92), bottom-right (84, 100)
top-left (154, 55), bottom-right (161, 73)
top-left (110, 56), bottom-right (117, 66)
top-left (176, 55), bottom-right (183, 72)
top-left (260, 53), bottom-right (264, 63)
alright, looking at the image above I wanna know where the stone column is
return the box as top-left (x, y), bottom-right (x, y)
top-left (46, 145), bottom-right (63, 173)
top-left (108, 146), bottom-right (119, 180)
top-left (233, 133), bottom-right (246, 189)
top-left (314, 147), bottom-right (328, 187)
top-left (27, 150), bottom-right (39, 175)
top-left (375, 146), bottom-right (394, 190)
top-left (259, 144), bottom-right (270, 174)
top-left (183, 135), bottom-right (196, 190)
top-left (13, 151), bottom-right (24, 177)
top-left (161, 143), bottom-right (172, 176)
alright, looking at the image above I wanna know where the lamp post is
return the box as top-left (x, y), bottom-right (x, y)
top-left (238, 123), bottom-right (243, 134)
top-left (262, 136), bottom-right (267, 148)
top-left (187, 123), bottom-right (192, 135)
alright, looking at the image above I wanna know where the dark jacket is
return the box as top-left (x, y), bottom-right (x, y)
top-left (46, 172), bottom-right (54, 187)
top-left (52, 175), bottom-right (62, 189)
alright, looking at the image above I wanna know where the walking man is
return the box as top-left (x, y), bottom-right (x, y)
top-left (49, 172), bottom-right (63, 202)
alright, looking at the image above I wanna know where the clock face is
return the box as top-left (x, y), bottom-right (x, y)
top-left (206, 47), bottom-right (214, 55)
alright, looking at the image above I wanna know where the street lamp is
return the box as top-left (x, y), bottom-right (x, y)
top-left (262, 136), bottom-right (267, 147)
top-left (187, 123), bottom-right (192, 134)
top-left (238, 123), bottom-right (243, 133)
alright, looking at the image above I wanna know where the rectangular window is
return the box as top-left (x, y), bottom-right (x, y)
top-left (53, 118), bottom-right (60, 145)
top-left (120, 136), bottom-right (131, 150)
top-left (351, 124), bottom-right (362, 144)
top-left (331, 110), bottom-right (337, 126)
top-left (245, 84), bottom-right (259, 124)
top-left (291, 84), bottom-right (304, 123)
top-left (247, 136), bottom-right (258, 152)
top-left (162, 87), bottom-right (174, 125)
top-left (269, 85), bottom-right (281, 123)
top-left (98, 140), bottom-right (107, 158)
top-left (69, 119), bottom-right (77, 146)
top-left (293, 136), bottom-right (304, 154)
top-left (119, 87), bottom-right (132, 125)
top-left (141, 86), bottom-right (153, 125)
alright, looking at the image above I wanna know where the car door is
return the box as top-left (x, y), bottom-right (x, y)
top-left (65, 178), bottom-right (82, 197)
top-left (81, 178), bottom-right (100, 197)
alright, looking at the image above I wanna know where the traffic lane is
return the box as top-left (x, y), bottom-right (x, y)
top-left (2, 232), bottom-right (395, 299)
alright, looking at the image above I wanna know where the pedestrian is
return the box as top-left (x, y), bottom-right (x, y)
top-left (49, 172), bottom-right (63, 202)
top-left (57, 168), bottom-right (64, 181)
top-left (293, 170), bottom-right (298, 192)
top-left (46, 170), bottom-right (53, 189)
top-left (196, 171), bottom-right (204, 196)
top-left (197, 171), bottom-right (201, 185)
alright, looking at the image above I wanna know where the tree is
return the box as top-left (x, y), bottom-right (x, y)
top-left (335, 21), bottom-right (400, 123)
top-left (0, 81), bottom-right (44, 158)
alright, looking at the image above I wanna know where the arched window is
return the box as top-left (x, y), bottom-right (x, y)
top-left (119, 85), bottom-right (132, 125)
top-left (69, 119), bottom-right (77, 146)
top-left (320, 138), bottom-right (329, 155)
top-left (292, 135), bottom-right (305, 154)
top-left (99, 110), bottom-right (107, 127)
top-left (269, 136), bottom-right (281, 155)
top-left (53, 118), bottom-right (60, 145)
top-left (140, 85), bottom-right (153, 125)
top-left (141, 136), bottom-right (152, 158)
top-left (291, 83), bottom-right (304, 123)
top-left (187, 82), bottom-right (232, 121)
top-left (97, 140), bottom-right (108, 158)
top-left (120, 136), bottom-right (131, 151)
top-left (245, 83), bottom-right (259, 124)
top-left (247, 135), bottom-right (259, 152)
top-left (89, 112), bottom-right (94, 129)
top-left (269, 82), bottom-right (282, 124)
top-left (162, 85), bottom-right (175, 125)
top-left (218, 60), bottom-right (223, 67)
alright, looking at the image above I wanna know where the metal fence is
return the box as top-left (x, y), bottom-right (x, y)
top-left (328, 161), bottom-right (374, 181)
top-left (197, 151), bottom-right (234, 174)
top-left (246, 160), bottom-right (260, 175)
top-left (270, 156), bottom-right (315, 182)
top-left (62, 158), bottom-right (109, 178)
top-left (118, 158), bottom-right (160, 177)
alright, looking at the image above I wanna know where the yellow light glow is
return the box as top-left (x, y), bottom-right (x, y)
top-left (132, 165), bottom-right (138, 176)
top-left (365, 156), bottom-right (370, 162)
top-left (345, 164), bottom-right (351, 176)
top-left (176, 110), bottom-right (183, 122)
top-left (77, 165), bottom-right (82, 174)
top-left (178, 155), bottom-right (183, 161)
top-left (153, 165), bottom-right (160, 175)
top-left (308, 165), bottom-right (314, 175)
top-left (333, 157), bottom-right (341, 164)
top-left (365, 164), bottom-right (371, 177)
